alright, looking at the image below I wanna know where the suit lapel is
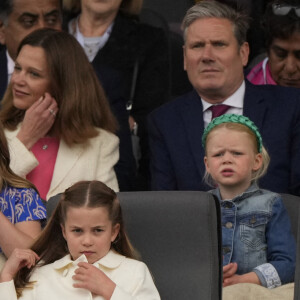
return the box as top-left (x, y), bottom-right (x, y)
top-left (49, 139), bottom-right (84, 193)
top-left (180, 90), bottom-right (206, 177)
top-left (180, 82), bottom-right (269, 179)
top-left (243, 81), bottom-right (268, 130)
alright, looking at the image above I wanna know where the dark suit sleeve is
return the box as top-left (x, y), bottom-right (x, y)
top-left (289, 97), bottom-right (300, 195)
top-left (244, 82), bottom-right (300, 196)
top-left (148, 112), bottom-right (177, 190)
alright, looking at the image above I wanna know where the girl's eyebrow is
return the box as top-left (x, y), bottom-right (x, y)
top-left (92, 225), bottom-right (106, 229)
top-left (69, 225), bottom-right (81, 228)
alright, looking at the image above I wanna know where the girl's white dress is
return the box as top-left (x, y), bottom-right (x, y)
top-left (0, 250), bottom-right (160, 299)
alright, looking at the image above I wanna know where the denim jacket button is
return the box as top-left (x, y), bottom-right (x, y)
top-left (225, 222), bottom-right (233, 229)
top-left (223, 246), bottom-right (231, 254)
top-left (250, 216), bottom-right (257, 224)
top-left (224, 202), bottom-right (233, 208)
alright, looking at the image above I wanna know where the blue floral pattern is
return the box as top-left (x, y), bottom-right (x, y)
top-left (0, 186), bottom-right (46, 224)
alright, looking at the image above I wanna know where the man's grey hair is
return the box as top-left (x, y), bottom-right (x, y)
top-left (182, 0), bottom-right (249, 46)
top-left (0, 0), bottom-right (13, 25)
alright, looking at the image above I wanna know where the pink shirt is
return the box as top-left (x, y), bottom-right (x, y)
top-left (27, 137), bottom-right (59, 200)
top-left (247, 58), bottom-right (277, 85)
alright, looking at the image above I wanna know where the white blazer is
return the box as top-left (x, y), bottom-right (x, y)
top-left (0, 251), bottom-right (161, 300)
top-left (5, 126), bottom-right (119, 200)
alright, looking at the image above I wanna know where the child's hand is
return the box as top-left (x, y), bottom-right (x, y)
top-left (223, 262), bottom-right (238, 280)
top-left (0, 248), bottom-right (39, 282)
top-left (223, 268), bottom-right (261, 287)
top-left (73, 262), bottom-right (116, 300)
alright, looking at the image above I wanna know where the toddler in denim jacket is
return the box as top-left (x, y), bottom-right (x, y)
top-left (202, 114), bottom-right (296, 288)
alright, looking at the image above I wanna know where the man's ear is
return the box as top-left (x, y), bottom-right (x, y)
top-left (0, 20), bottom-right (6, 45)
top-left (240, 42), bottom-right (249, 67)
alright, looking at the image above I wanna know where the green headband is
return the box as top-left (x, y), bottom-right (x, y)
top-left (202, 114), bottom-right (263, 153)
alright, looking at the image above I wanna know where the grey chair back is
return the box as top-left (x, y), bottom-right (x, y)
top-left (281, 193), bottom-right (300, 240)
top-left (280, 193), bottom-right (300, 300)
top-left (46, 191), bottom-right (222, 300)
top-left (117, 191), bottom-right (222, 300)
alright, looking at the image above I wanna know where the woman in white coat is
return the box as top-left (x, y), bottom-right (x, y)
top-left (0, 28), bottom-right (119, 200)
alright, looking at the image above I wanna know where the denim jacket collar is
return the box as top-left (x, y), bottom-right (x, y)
top-left (211, 182), bottom-right (261, 203)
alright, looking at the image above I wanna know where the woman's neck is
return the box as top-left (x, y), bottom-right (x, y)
top-left (78, 9), bottom-right (117, 37)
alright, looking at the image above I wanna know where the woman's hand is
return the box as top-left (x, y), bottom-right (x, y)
top-left (0, 248), bottom-right (39, 283)
top-left (16, 93), bottom-right (58, 150)
top-left (73, 262), bottom-right (116, 300)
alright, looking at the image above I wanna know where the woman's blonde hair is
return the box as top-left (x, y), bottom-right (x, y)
top-left (204, 122), bottom-right (270, 187)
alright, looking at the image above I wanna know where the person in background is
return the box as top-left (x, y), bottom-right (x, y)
top-left (148, 0), bottom-right (300, 195)
top-left (203, 114), bottom-right (295, 288)
top-left (0, 28), bottom-right (119, 200)
top-left (0, 180), bottom-right (161, 299)
top-left (64, 0), bottom-right (170, 190)
top-left (0, 0), bottom-right (62, 99)
top-left (0, 121), bottom-right (45, 270)
top-left (247, 0), bottom-right (300, 88)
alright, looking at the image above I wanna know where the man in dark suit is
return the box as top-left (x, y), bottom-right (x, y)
top-left (148, 0), bottom-right (300, 195)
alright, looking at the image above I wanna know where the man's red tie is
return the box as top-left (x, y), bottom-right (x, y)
top-left (210, 104), bottom-right (231, 119)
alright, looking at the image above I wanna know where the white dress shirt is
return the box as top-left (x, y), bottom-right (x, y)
top-left (202, 81), bottom-right (245, 128)
top-left (0, 250), bottom-right (160, 300)
top-left (6, 50), bottom-right (14, 84)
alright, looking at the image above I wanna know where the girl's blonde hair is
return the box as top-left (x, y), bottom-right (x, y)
top-left (204, 122), bottom-right (270, 187)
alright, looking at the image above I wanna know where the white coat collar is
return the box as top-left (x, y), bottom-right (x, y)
top-left (53, 250), bottom-right (126, 271)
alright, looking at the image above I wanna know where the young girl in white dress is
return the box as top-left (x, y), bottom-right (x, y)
top-left (0, 180), bottom-right (160, 299)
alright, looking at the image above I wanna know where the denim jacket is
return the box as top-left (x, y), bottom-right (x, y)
top-left (211, 184), bottom-right (296, 288)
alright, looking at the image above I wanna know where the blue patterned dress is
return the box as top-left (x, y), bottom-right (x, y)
top-left (0, 186), bottom-right (46, 253)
